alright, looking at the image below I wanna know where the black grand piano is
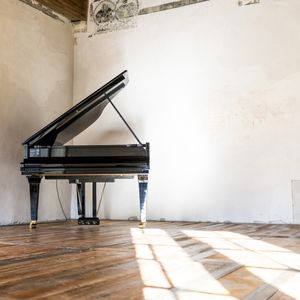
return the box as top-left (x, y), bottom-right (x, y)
top-left (20, 71), bottom-right (149, 228)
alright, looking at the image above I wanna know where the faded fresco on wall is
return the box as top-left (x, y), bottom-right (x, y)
top-left (90, 0), bottom-right (139, 34)
top-left (89, 0), bottom-right (210, 35)
top-left (89, 0), bottom-right (261, 35)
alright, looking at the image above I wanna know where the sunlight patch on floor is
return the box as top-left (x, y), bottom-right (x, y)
top-left (131, 228), bottom-right (236, 300)
top-left (182, 229), bottom-right (300, 299)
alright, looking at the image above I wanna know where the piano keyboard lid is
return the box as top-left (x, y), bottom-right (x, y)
top-left (23, 71), bottom-right (129, 148)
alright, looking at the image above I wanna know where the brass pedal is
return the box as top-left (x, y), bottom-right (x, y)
top-left (29, 220), bottom-right (37, 229)
top-left (139, 222), bottom-right (146, 229)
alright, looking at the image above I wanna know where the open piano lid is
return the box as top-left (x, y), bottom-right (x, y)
top-left (23, 71), bottom-right (129, 148)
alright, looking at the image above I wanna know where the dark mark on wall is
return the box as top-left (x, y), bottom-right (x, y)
top-left (91, 0), bottom-right (139, 34)
top-left (238, 0), bottom-right (260, 6)
top-left (93, 0), bottom-right (115, 24)
top-left (116, 0), bottom-right (139, 19)
top-left (139, 0), bottom-right (209, 15)
top-left (18, 0), bottom-right (65, 22)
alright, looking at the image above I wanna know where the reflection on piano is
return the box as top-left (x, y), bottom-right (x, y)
top-left (20, 71), bottom-right (150, 228)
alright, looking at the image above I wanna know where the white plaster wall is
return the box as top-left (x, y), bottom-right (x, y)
top-left (73, 0), bottom-right (300, 223)
top-left (0, 0), bottom-right (73, 224)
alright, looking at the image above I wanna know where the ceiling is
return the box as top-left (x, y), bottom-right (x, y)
top-left (37, 0), bottom-right (88, 22)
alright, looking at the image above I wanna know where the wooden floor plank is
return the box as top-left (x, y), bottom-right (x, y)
top-left (0, 221), bottom-right (300, 299)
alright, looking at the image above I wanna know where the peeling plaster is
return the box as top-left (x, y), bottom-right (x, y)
top-left (138, 0), bottom-right (209, 15)
top-left (18, 0), bottom-right (66, 22)
top-left (238, 0), bottom-right (260, 6)
top-left (72, 21), bottom-right (88, 34)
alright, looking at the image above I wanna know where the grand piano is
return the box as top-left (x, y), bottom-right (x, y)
top-left (20, 71), bottom-right (149, 228)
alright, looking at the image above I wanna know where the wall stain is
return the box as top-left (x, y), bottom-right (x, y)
top-left (18, 0), bottom-right (65, 22)
top-left (139, 0), bottom-right (209, 15)
top-left (72, 21), bottom-right (88, 34)
top-left (238, 0), bottom-right (260, 6)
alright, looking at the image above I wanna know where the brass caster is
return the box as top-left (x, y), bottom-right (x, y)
top-left (29, 220), bottom-right (37, 229)
top-left (139, 222), bottom-right (146, 229)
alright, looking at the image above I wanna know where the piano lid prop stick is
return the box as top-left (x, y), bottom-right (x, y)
top-left (105, 94), bottom-right (143, 145)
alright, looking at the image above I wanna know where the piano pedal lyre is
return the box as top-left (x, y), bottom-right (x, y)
top-left (77, 182), bottom-right (100, 225)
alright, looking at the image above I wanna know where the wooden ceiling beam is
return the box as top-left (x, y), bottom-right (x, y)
top-left (37, 0), bottom-right (88, 21)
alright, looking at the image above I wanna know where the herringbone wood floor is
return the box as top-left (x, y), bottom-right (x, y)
top-left (0, 221), bottom-right (300, 299)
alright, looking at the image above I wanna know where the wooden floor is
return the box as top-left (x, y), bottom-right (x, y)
top-left (0, 221), bottom-right (300, 299)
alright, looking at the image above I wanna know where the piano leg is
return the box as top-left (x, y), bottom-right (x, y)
top-left (138, 175), bottom-right (148, 228)
top-left (27, 177), bottom-right (41, 229)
